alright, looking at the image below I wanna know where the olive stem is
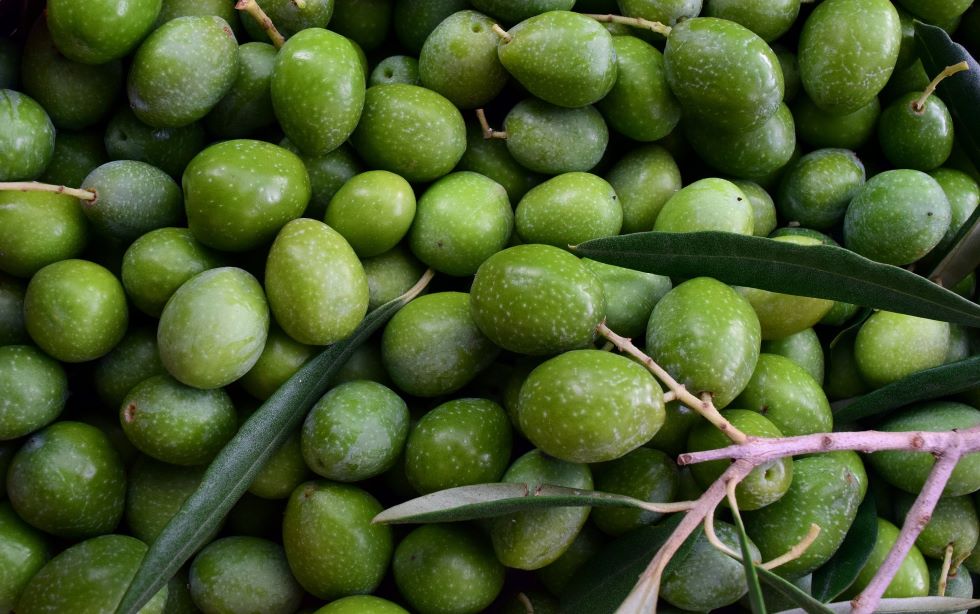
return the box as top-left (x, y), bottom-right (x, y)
top-left (517, 592), bottom-right (534, 614)
top-left (911, 61), bottom-right (970, 113)
top-left (638, 499), bottom-right (696, 514)
top-left (236, 0), bottom-right (286, 48)
top-left (585, 13), bottom-right (672, 37)
top-left (475, 108), bottom-right (507, 139)
top-left (851, 451), bottom-right (960, 614)
top-left (762, 523), bottom-right (821, 571)
top-left (662, 391), bottom-right (677, 403)
top-left (0, 181), bottom-right (96, 201)
top-left (597, 321), bottom-right (749, 444)
top-left (938, 543), bottom-right (954, 597)
top-left (491, 24), bottom-right (512, 43)
top-left (399, 268), bottom-right (435, 304)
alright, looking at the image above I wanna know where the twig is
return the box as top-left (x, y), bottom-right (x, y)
top-left (517, 592), bottom-right (534, 614)
top-left (585, 13), bottom-right (672, 37)
top-left (475, 109), bottom-right (507, 139)
top-left (491, 23), bottom-right (511, 43)
top-left (663, 391), bottom-right (676, 403)
top-left (402, 269), bottom-right (434, 303)
top-left (704, 503), bottom-right (740, 560)
top-left (0, 181), bottom-right (96, 201)
top-left (597, 322), bottom-right (748, 444)
top-left (912, 61), bottom-right (970, 113)
top-left (235, 0), bottom-right (285, 48)
top-left (763, 524), bottom-right (821, 570)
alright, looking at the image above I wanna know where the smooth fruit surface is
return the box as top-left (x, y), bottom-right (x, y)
top-left (46, 0), bottom-right (162, 64)
top-left (734, 353), bottom-right (833, 435)
top-left (0, 345), bottom-right (67, 440)
top-left (516, 172), bottom-right (621, 247)
top-left (0, 90), bottom-right (55, 181)
top-left (854, 311), bottom-right (950, 388)
top-left (0, 501), bottom-right (48, 613)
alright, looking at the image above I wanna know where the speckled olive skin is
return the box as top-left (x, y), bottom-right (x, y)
top-left (242, 0), bottom-right (334, 41)
top-left (272, 28), bottom-right (364, 156)
top-left (315, 595), bottom-right (409, 614)
top-left (518, 350), bottom-right (664, 463)
top-left (456, 120), bottom-right (543, 203)
top-left (350, 84), bottom-right (466, 182)
top-left (854, 311), bottom-right (950, 388)
top-left (369, 55), bottom-right (419, 86)
top-left (24, 259), bottom-right (127, 363)
top-left (265, 218), bottom-right (368, 346)
top-left (0, 191), bottom-right (88, 278)
top-left (844, 169), bottom-right (951, 265)
top-left (0, 345), bottom-right (67, 440)
top-left (302, 380), bottom-right (409, 482)
top-left (799, 0), bottom-right (900, 114)
top-left (744, 452), bottom-right (867, 579)
top-left (0, 275), bottom-right (26, 344)
top-left (655, 178), bottom-right (754, 235)
top-left (409, 171), bottom-right (513, 276)
top-left (516, 172), bottom-right (622, 247)
top-left (120, 374), bottom-right (236, 466)
top-left (157, 267), bottom-right (269, 389)
top-left (661, 520), bottom-right (760, 610)
top-left (17, 534), bottom-right (167, 613)
top-left (0, 500), bottom-right (48, 612)
top-left (872, 403), bottom-right (980, 497)
top-left (405, 398), bottom-right (511, 494)
top-left (685, 103), bottom-right (796, 182)
top-left (419, 10), bottom-right (507, 109)
top-left (281, 140), bottom-right (362, 219)
top-left (282, 481), bottom-right (392, 600)
top-left (183, 139), bottom-right (311, 252)
top-left (0, 90), bottom-right (54, 181)
top-left (592, 447), bottom-right (678, 535)
top-left (39, 129), bottom-right (108, 187)
top-left (394, 0), bottom-right (468, 53)
top-left (362, 247), bottom-right (426, 310)
top-left (205, 42), bottom-right (277, 138)
top-left (498, 11), bottom-right (616, 108)
top-left (81, 160), bottom-right (183, 242)
top-left (393, 524), bottom-right (504, 614)
top-left (21, 19), bottom-right (122, 130)
top-left (504, 100), bottom-right (608, 175)
top-left (761, 327), bottom-right (824, 384)
top-left (125, 457), bottom-right (208, 543)
top-left (777, 148), bottom-right (865, 229)
top-left (249, 431), bottom-right (309, 499)
top-left (105, 109), bottom-right (205, 180)
top-left (705, 0), bottom-right (800, 41)
top-left (689, 410), bottom-right (792, 510)
top-left (128, 16), bottom-right (238, 128)
top-left (583, 259), bottom-right (671, 340)
top-left (241, 324), bottom-right (314, 401)
top-left (189, 536), bottom-right (303, 614)
top-left (734, 353), bottom-right (832, 436)
top-left (597, 36), bottom-right (680, 142)
top-left (844, 518), bottom-right (929, 599)
top-left (931, 168), bottom-right (979, 253)
top-left (878, 93), bottom-right (954, 171)
top-left (895, 492), bottom-right (978, 563)
top-left (470, 244), bottom-right (606, 355)
top-left (156, 0), bottom-right (242, 32)
top-left (794, 94), bottom-right (880, 150)
top-left (326, 170), bottom-right (416, 259)
top-left (46, 0), bottom-right (161, 64)
top-left (647, 277), bottom-right (761, 409)
top-left (7, 421), bottom-right (125, 539)
top-left (899, 0), bottom-right (972, 24)
top-left (618, 0), bottom-right (701, 27)
top-left (122, 227), bottom-right (224, 317)
top-left (473, 0), bottom-right (574, 22)
top-left (489, 449), bottom-right (592, 569)
top-left (605, 145), bottom-right (681, 233)
top-left (735, 181), bottom-right (777, 237)
top-left (665, 17), bottom-right (783, 132)
top-left (382, 292), bottom-right (499, 396)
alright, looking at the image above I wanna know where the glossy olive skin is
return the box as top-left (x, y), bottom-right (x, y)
top-left (104, 108), bottom-right (205, 179)
top-left (854, 311), bottom-right (950, 388)
top-left (844, 518), bottom-right (929, 599)
top-left (46, 0), bottom-right (162, 64)
top-left (363, 247), bottom-right (426, 310)
top-left (654, 178), bottom-right (754, 235)
top-left (0, 501), bottom-right (48, 612)
top-left (419, 10), bottom-right (507, 109)
top-left (125, 457), bottom-right (209, 544)
top-left (736, 181), bottom-right (777, 237)
top-left (894, 492), bottom-right (979, 563)
top-left (240, 324), bottom-right (314, 401)
top-left (128, 16), bottom-right (239, 128)
top-left (516, 172), bottom-right (622, 247)
top-left (705, 0), bottom-right (800, 41)
top-left (761, 327), bottom-right (824, 384)
top-left (583, 258), bottom-right (671, 340)
top-left (272, 28), bottom-right (365, 156)
top-left (81, 160), bottom-right (183, 242)
top-left (735, 353), bottom-right (832, 436)
top-left (605, 145), bottom-right (681, 233)
top-left (470, 244), bottom-right (606, 355)
top-left (794, 94), bottom-right (881, 150)
top-left (685, 103), bottom-right (796, 182)
top-left (504, 100), bottom-right (609, 175)
top-left (777, 148), bottom-right (865, 229)
top-left (665, 17), bottom-right (783, 132)
top-left (282, 139), bottom-right (362, 219)
top-left (592, 448), bottom-right (679, 535)
top-left (326, 170), bottom-right (415, 258)
top-left (799, 0), bottom-right (901, 114)
top-left (241, 0), bottom-right (334, 41)
top-left (878, 92), bottom-right (954, 171)
top-left (0, 345), bottom-right (67, 440)
top-left (0, 90), bottom-right (55, 181)
top-left (931, 168), bottom-right (980, 254)
top-left (205, 41), bottom-right (277, 138)
top-left (455, 120), bottom-right (543, 203)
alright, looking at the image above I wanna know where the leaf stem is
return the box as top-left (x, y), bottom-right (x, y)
top-left (912, 61), bottom-right (970, 113)
top-left (399, 268), bottom-right (434, 304)
top-left (762, 523), bottom-right (821, 571)
top-left (235, 0), bottom-right (285, 48)
top-left (491, 23), bottom-right (511, 43)
top-left (475, 108), bottom-right (507, 139)
top-left (585, 13), bottom-right (672, 37)
top-left (938, 543), bottom-right (954, 597)
top-left (0, 181), bottom-right (96, 201)
top-left (597, 321), bottom-right (748, 444)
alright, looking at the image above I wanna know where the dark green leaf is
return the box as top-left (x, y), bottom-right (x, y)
top-left (373, 483), bottom-right (676, 524)
top-left (114, 276), bottom-right (430, 614)
top-left (834, 355), bottom-right (980, 422)
top-left (755, 567), bottom-right (834, 614)
top-left (776, 597), bottom-right (980, 614)
top-left (729, 503), bottom-right (766, 614)
top-left (810, 494), bottom-right (877, 602)
top-left (561, 515), bottom-right (700, 614)
top-left (916, 20), bottom-right (980, 287)
top-left (572, 232), bottom-right (980, 327)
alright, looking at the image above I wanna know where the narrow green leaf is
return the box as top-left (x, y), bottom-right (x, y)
top-left (572, 232), bottom-right (980, 328)
top-left (373, 483), bottom-right (677, 524)
top-left (755, 567), bottom-right (834, 614)
top-left (915, 20), bottom-right (980, 286)
top-left (810, 494), bottom-right (878, 602)
top-left (729, 503), bottom-right (766, 614)
top-left (775, 596), bottom-right (980, 614)
top-left (114, 277), bottom-right (430, 614)
top-left (834, 354), bottom-right (980, 422)
top-left (561, 515), bottom-right (701, 614)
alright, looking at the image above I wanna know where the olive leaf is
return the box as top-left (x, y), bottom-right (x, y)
top-left (755, 567), bottom-right (834, 614)
top-left (114, 273), bottom-right (432, 614)
top-left (833, 354), bottom-right (980, 422)
top-left (730, 501), bottom-right (766, 614)
top-left (373, 482), bottom-right (682, 524)
top-left (572, 232), bottom-right (980, 328)
top-left (561, 515), bottom-right (701, 614)
top-left (810, 494), bottom-right (877, 602)
top-left (915, 20), bottom-right (980, 287)
top-left (774, 596), bottom-right (980, 614)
